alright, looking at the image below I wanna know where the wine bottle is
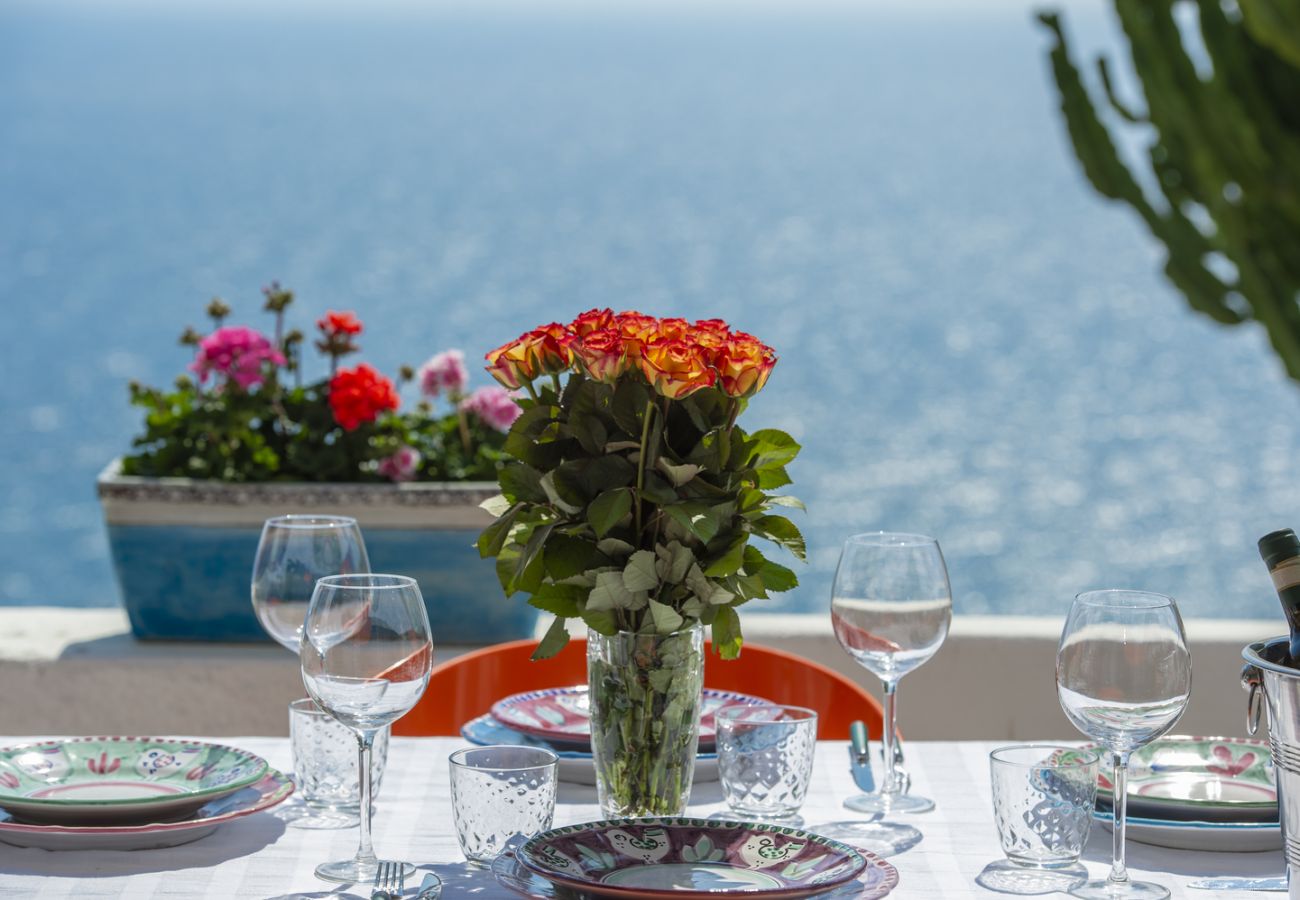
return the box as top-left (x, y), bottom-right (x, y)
top-left (1258, 528), bottom-right (1300, 663)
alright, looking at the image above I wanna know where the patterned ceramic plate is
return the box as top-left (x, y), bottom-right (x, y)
top-left (0, 768), bottom-right (293, 851)
top-left (1093, 808), bottom-right (1281, 853)
top-left (518, 818), bottom-right (870, 900)
top-left (491, 687), bottom-right (771, 751)
top-left (461, 714), bottom-right (720, 785)
top-left (1084, 736), bottom-right (1277, 824)
top-left (495, 843), bottom-right (898, 900)
top-left (0, 737), bottom-right (270, 826)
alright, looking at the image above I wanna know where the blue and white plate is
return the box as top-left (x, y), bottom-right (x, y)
top-left (462, 715), bottom-right (719, 786)
top-left (1093, 808), bottom-right (1281, 853)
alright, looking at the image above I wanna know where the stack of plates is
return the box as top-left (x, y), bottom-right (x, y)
top-left (494, 818), bottom-right (900, 900)
top-left (1090, 735), bottom-right (1280, 852)
top-left (461, 686), bottom-right (773, 784)
top-left (0, 736), bottom-right (293, 850)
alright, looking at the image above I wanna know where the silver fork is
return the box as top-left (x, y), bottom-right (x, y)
top-left (371, 861), bottom-right (405, 900)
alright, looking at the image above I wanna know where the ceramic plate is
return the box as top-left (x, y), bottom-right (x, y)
top-left (519, 818), bottom-right (870, 900)
top-left (1084, 736), bottom-right (1277, 823)
top-left (0, 737), bottom-right (270, 826)
top-left (0, 768), bottom-right (293, 851)
top-left (495, 845), bottom-right (898, 900)
top-left (462, 714), bottom-right (720, 785)
top-left (491, 687), bottom-right (771, 751)
top-left (1093, 808), bottom-right (1281, 853)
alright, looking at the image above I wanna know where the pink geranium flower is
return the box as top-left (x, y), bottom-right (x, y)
top-left (190, 326), bottom-right (285, 389)
top-left (461, 386), bottom-right (521, 432)
top-left (418, 349), bottom-right (469, 398)
top-left (377, 445), bottom-right (423, 482)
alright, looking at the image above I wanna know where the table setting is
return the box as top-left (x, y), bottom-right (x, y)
top-left (0, 312), bottom-right (1295, 898)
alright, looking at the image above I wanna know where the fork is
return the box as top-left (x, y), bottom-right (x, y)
top-left (371, 861), bottom-right (405, 900)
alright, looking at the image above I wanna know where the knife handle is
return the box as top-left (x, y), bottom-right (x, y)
top-left (850, 720), bottom-right (869, 757)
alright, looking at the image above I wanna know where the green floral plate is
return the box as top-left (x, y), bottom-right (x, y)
top-left (0, 737), bottom-right (270, 826)
top-left (1085, 735), bottom-right (1277, 824)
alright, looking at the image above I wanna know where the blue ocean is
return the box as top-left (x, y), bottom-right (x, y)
top-left (3, 0), bottom-right (1296, 619)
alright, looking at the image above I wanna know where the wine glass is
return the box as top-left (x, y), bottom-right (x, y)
top-left (300, 574), bottom-right (433, 884)
top-left (252, 515), bottom-right (369, 652)
top-left (1056, 590), bottom-right (1191, 900)
top-left (830, 532), bottom-right (952, 815)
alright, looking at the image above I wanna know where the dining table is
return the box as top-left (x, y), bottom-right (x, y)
top-left (0, 737), bottom-right (1282, 899)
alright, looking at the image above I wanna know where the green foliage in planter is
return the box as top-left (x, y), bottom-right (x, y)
top-left (119, 285), bottom-right (513, 483)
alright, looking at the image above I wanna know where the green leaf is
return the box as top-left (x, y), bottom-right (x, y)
top-left (750, 515), bottom-right (807, 561)
top-left (685, 564), bottom-right (735, 606)
top-left (664, 502), bottom-right (723, 544)
top-left (544, 534), bottom-right (601, 580)
top-left (743, 545), bottom-right (799, 593)
top-left (476, 504), bottom-right (521, 559)
top-left (585, 453), bottom-right (636, 494)
top-left (648, 599), bottom-right (685, 634)
top-left (479, 493), bottom-right (512, 517)
top-left (510, 524), bottom-right (554, 594)
top-left (703, 534), bottom-right (747, 577)
top-left (582, 608), bottom-right (618, 636)
top-left (540, 469), bottom-right (584, 514)
top-left (596, 537), bottom-right (636, 558)
top-left (765, 494), bottom-right (806, 512)
top-left (747, 429), bottom-right (801, 470)
top-left (587, 571), bottom-right (647, 611)
top-left (623, 549), bottom-right (660, 592)
top-left (656, 458), bottom-right (702, 487)
top-left (655, 540), bottom-right (694, 585)
top-left (588, 488), bottom-right (633, 538)
top-left (711, 605), bottom-right (743, 659)
top-left (611, 379), bottom-right (651, 435)
top-left (757, 466), bottom-right (792, 490)
top-left (495, 545), bottom-right (521, 595)
top-left (568, 413), bottom-right (608, 456)
top-left (500, 463), bottom-right (546, 504)
top-left (638, 472), bottom-right (679, 505)
top-left (527, 583), bottom-right (587, 617)
top-left (531, 616), bottom-right (571, 660)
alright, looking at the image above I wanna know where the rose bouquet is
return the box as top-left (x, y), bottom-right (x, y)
top-left (121, 284), bottom-right (519, 483)
top-left (476, 308), bottom-right (803, 815)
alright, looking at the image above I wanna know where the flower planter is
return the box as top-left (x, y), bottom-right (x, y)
top-left (97, 460), bottom-right (538, 644)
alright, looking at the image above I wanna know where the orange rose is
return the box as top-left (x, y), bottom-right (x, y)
top-left (714, 332), bottom-right (776, 398)
top-left (573, 327), bottom-right (629, 383)
top-left (640, 337), bottom-right (717, 399)
top-left (616, 311), bottom-right (660, 361)
top-left (485, 336), bottom-right (531, 389)
top-left (569, 308), bottom-right (616, 337)
top-left (654, 317), bottom-right (690, 342)
top-left (691, 318), bottom-right (731, 352)
top-left (519, 323), bottom-right (575, 376)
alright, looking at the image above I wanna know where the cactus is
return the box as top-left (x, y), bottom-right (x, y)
top-left (1039, 2), bottom-right (1300, 379)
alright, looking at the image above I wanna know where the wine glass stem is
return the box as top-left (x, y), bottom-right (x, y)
top-left (1109, 750), bottom-right (1131, 885)
top-left (880, 680), bottom-right (900, 794)
top-left (355, 729), bottom-right (378, 867)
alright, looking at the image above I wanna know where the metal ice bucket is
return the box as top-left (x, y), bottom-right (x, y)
top-left (1243, 637), bottom-right (1300, 897)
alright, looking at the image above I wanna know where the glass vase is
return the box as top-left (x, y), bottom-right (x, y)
top-left (587, 624), bottom-right (705, 817)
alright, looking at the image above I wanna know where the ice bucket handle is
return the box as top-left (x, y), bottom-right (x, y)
top-left (1242, 663), bottom-right (1264, 736)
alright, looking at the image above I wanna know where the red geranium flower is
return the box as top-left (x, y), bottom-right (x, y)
top-left (329, 363), bottom-right (399, 431)
top-left (317, 311), bottom-right (363, 337)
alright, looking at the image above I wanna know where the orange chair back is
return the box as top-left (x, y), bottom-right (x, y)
top-left (395, 638), bottom-right (882, 740)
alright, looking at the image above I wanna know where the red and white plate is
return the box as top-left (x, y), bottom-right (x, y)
top-left (490, 687), bottom-right (773, 751)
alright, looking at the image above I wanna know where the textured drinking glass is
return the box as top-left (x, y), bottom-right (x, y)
top-left (716, 705), bottom-right (818, 820)
top-left (301, 574), bottom-right (433, 884)
top-left (289, 699), bottom-right (390, 813)
top-left (991, 745), bottom-right (1099, 867)
top-left (1057, 590), bottom-right (1191, 900)
top-left (831, 532), bottom-right (951, 815)
top-left (252, 515), bottom-right (369, 653)
top-left (449, 746), bottom-right (558, 865)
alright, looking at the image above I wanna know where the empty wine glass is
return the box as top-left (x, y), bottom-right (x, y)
top-left (301, 574), bottom-right (433, 884)
top-left (831, 532), bottom-right (951, 814)
top-left (1057, 590), bottom-right (1191, 900)
top-left (252, 515), bottom-right (369, 652)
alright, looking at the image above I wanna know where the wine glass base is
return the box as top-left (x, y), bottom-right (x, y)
top-left (314, 859), bottom-right (415, 884)
top-left (1068, 879), bottom-right (1170, 900)
top-left (808, 820), bottom-right (924, 857)
top-left (976, 860), bottom-right (1087, 895)
top-left (844, 792), bottom-right (935, 815)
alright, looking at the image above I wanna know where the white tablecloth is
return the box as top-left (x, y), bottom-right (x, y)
top-left (0, 738), bottom-right (1282, 898)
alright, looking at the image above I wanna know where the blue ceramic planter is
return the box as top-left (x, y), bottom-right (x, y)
top-left (98, 462), bottom-right (539, 644)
